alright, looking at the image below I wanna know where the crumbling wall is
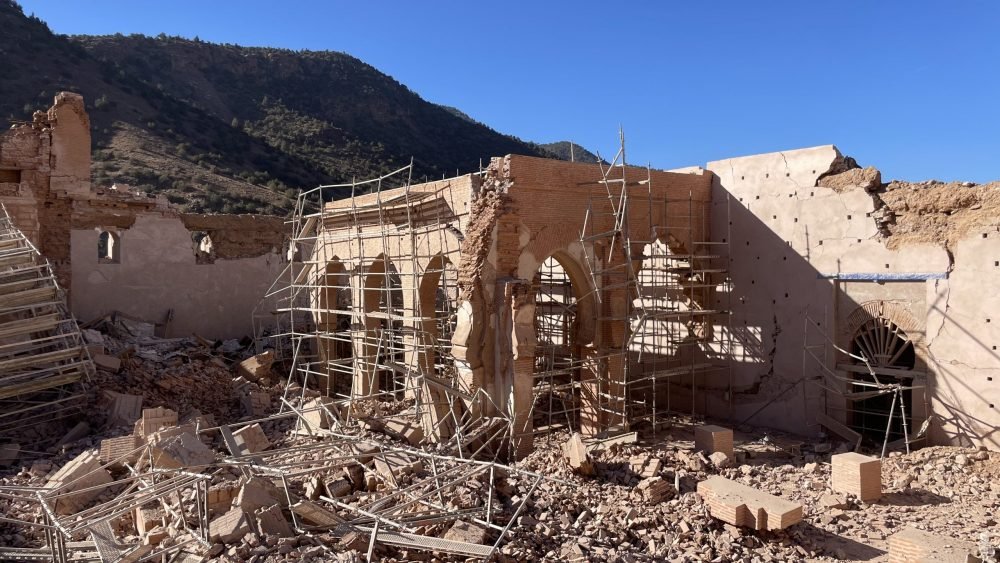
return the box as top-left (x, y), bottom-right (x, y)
top-left (707, 145), bottom-right (999, 450)
top-left (70, 213), bottom-right (285, 339)
top-left (0, 93), bottom-right (289, 340)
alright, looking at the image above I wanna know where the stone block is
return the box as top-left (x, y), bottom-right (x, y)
top-left (232, 423), bottom-right (270, 453)
top-left (300, 397), bottom-right (339, 432)
top-left (93, 353), bottom-right (122, 373)
top-left (138, 407), bottom-right (178, 438)
top-left (562, 433), bottom-right (595, 476)
top-left (695, 425), bottom-right (734, 460)
top-left (382, 416), bottom-right (424, 445)
top-left (209, 507), bottom-right (250, 544)
top-left (443, 520), bottom-right (489, 544)
top-left (135, 506), bottom-right (165, 535)
top-left (831, 452), bottom-right (881, 501)
top-left (99, 434), bottom-right (141, 465)
top-left (236, 351), bottom-right (274, 382)
top-left (106, 391), bottom-right (143, 427)
top-left (46, 450), bottom-right (114, 515)
top-left (291, 500), bottom-right (344, 527)
top-left (254, 504), bottom-right (293, 537)
top-left (697, 476), bottom-right (802, 531)
top-left (887, 527), bottom-right (981, 563)
top-left (630, 455), bottom-right (662, 479)
top-left (235, 477), bottom-right (283, 512)
top-left (373, 451), bottom-right (423, 486)
top-left (147, 431), bottom-right (215, 471)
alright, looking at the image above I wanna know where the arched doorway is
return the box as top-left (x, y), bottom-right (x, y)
top-left (361, 256), bottom-right (405, 399)
top-left (848, 308), bottom-right (916, 444)
top-left (531, 253), bottom-right (593, 433)
top-left (316, 259), bottom-right (352, 397)
top-left (418, 254), bottom-right (459, 377)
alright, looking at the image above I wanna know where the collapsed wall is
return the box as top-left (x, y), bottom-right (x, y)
top-left (707, 145), bottom-right (1000, 450)
top-left (0, 93), bottom-right (288, 339)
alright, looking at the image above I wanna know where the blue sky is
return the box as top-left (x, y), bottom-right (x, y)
top-left (18, 1), bottom-right (1000, 182)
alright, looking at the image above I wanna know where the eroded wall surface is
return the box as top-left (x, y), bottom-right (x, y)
top-left (707, 145), bottom-right (999, 450)
top-left (1, 93), bottom-right (287, 340)
top-left (71, 214), bottom-right (284, 339)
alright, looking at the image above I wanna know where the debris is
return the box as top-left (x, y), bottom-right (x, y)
top-left (232, 423), bottom-right (271, 453)
top-left (888, 526), bottom-right (981, 562)
top-left (45, 449), bottom-right (114, 515)
top-left (236, 350), bottom-right (274, 382)
top-left (93, 353), bottom-right (122, 373)
top-left (209, 507), bottom-right (251, 543)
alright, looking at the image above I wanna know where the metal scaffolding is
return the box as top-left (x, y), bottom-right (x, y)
top-left (0, 203), bottom-right (94, 443)
top-left (262, 163), bottom-right (509, 459)
top-left (571, 135), bottom-right (734, 435)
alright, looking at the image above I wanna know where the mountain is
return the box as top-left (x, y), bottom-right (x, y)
top-left (0, 1), bottom-right (563, 214)
top-left (539, 141), bottom-right (602, 164)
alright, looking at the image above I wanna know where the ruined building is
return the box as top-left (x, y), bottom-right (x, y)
top-left (0, 93), bottom-right (997, 561)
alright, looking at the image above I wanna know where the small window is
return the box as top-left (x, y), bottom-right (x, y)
top-left (98, 231), bottom-right (120, 264)
top-left (0, 169), bottom-right (20, 183)
top-left (192, 231), bottom-right (215, 264)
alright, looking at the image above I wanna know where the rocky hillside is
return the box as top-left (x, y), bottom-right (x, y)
top-left (0, 1), bottom-right (593, 215)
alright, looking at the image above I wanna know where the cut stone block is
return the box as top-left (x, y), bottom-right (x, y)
top-left (831, 452), bottom-right (882, 502)
top-left (888, 526), bottom-right (981, 563)
top-left (46, 450), bottom-right (114, 515)
top-left (382, 416), bottom-right (424, 445)
top-left (106, 391), bottom-right (143, 427)
top-left (630, 455), bottom-right (662, 479)
top-left (637, 476), bottom-right (672, 504)
top-left (232, 423), bottom-right (270, 453)
top-left (236, 477), bottom-right (284, 512)
top-left (291, 500), bottom-right (344, 527)
top-left (443, 520), bottom-right (489, 544)
top-left (99, 434), bottom-right (141, 466)
top-left (300, 397), bottom-right (339, 433)
top-left (147, 431), bottom-right (215, 471)
top-left (240, 390), bottom-right (271, 417)
top-left (695, 425), bottom-right (734, 460)
top-left (697, 475), bottom-right (803, 530)
top-left (374, 451), bottom-right (423, 486)
top-left (237, 351), bottom-right (274, 382)
top-left (138, 407), bottom-right (178, 438)
top-left (324, 477), bottom-right (352, 498)
top-left (93, 353), bottom-right (122, 373)
top-left (209, 507), bottom-right (250, 543)
top-left (562, 433), bottom-right (595, 476)
top-left (207, 483), bottom-right (240, 515)
top-left (135, 506), bottom-right (165, 535)
top-left (254, 504), bottom-right (293, 537)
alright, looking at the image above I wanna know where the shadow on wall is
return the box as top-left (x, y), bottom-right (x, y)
top-left (691, 146), bottom-right (952, 448)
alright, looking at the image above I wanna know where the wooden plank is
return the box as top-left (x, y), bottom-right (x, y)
top-left (0, 313), bottom-right (61, 339)
top-left (815, 411), bottom-right (861, 451)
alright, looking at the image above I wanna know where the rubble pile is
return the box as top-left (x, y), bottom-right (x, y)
top-left (1, 315), bottom-right (998, 562)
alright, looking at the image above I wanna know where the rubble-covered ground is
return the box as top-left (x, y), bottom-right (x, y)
top-left (1, 317), bottom-right (998, 562)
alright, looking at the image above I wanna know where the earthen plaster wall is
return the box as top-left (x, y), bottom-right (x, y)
top-left (70, 213), bottom-right (284, 339)
top-left (1, 93), bottom-right (288, 340)
top-left (706, 145), bottom-right (999, 450)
